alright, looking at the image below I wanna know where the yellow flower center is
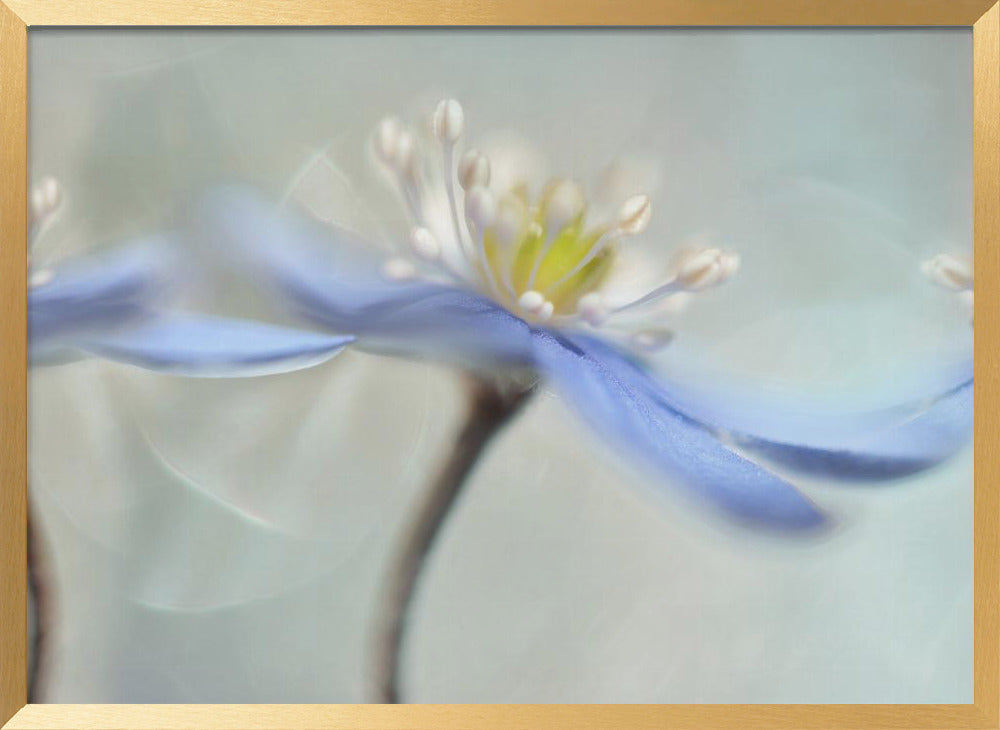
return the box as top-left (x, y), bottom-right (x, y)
top-left (478, 184), bottom-right (617, 318)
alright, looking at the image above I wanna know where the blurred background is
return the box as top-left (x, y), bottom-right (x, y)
top-left (27, 28), bottom-right (973, 702)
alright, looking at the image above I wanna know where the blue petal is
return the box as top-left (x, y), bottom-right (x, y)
top-left (644, 356), bottom-right (973, 449)
top-left (734, 380), bottom-right (973, 480)
top-left (29, 237), bottom-right (177, 362)
top-left (531, 330), bottom-right (827, 531)
top-left (607, 335), bottom-right (973, 479)
top-left (201, 187), bottom-right (534, 367)
top-left (73, 314), bottom-right (354, 377)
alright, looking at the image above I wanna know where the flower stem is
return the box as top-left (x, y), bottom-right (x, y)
top-left (368, 375), bottom-right (536, 703)
top-left (27, 496), bottom-right (54, 703)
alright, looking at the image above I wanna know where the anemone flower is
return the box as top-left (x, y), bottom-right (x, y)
top-left (25, 178), bottom-right (354, 702)
top-left (199, 99), bottom-right (973, 702)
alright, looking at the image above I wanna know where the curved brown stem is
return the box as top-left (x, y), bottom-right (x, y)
top-left (27, 496), bottom-right (55, 703)
top-left (367, 375), bottom-right (536, 704)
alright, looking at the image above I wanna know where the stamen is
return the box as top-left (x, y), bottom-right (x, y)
top-left (543, 194), bottom-right (651, 295)
top-left (372, 117), bottom-right (403, 167)
top-left (409, 226), bottom-right (441, 261)
top-left (617, 194), bottom-right (651, 236)
top-left (28, 176), bottom-right (62, 247)
top-left (458, 149), bottom-right (491, 190)
top-left (433, 99), bottom-right (474, 265)
top-left (398, 183), bottom-right (425, 226)
top-left (537, 300), bottom-right (555, 321)
top-left (464, 186), bottom-right (503, 295)
top-left (432, 99), bottom-right (465, 144)
top-left (922, 253), bottom-right (973, 291)
top-left (528, 179), bottom-right (584, 287)
top-left (486, 195), bottom-right (524, 298)
top-left (465, 186), bottom-right (497, 232)
top-left (440, 145), bottom-right (469, 254)
top-left (613, 248), bottom-right (739, 315)
top-left (373, 119), bottom-right (426, 225)
top-left (613, 280), bottom-right (683, 314)
top-left (30, 177), bottom-right (62, 225)
top-left (391, 129), bottom-right (417, 179)
top-left (674, 248), bottom-right (740, 292)
top-left (408, 225), bottom-right (469, 283)
top-left (517, 290), bottom-right (546, 315)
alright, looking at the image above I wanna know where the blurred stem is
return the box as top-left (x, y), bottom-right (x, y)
top-left (27, 495), bottom-right (54, 703)
top-left (368, 374), bottom-right (536, 704)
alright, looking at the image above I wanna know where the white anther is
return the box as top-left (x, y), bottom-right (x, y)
top-left (517, 290), bottom-right (546, 314)
top-left (922, 253), bottom-right (973, 291)
top-left (391, 130), bottom-right (417, 178)
top-left (433, 99), bottom-right (465, 144)
top-left (381, 257), bottom-right (417, 281)
top-left (40, 176), bottom-right (61, 208)
top-left (30, 176), bottom-right (62, 224)
top-left (28, 268), bottom-right (54, 288)
top-left (464, 185), bottom-right (497, 230)
top-left (720, 250), bottom-right (740, 280)
top-left (458, 149), bottom-right (491, 190)
top-left (538, 300), bottom-right (555, 321)
top-left (373, 117), bottom-right (403, 166)
top-left (617, 194), bottom-right (651, 236)
top-left (528, 221), bottom-right (543, 239)
top-left (544, 180), bottom-right (585, 233)
top-left (409, 226), bottom-right (440, 261)
top-left (675, 247), bottom-right (739, 291)
top-left (630, 328), bottom-right (675, 352)
top-left (577, 292), bottom-right (609, 326)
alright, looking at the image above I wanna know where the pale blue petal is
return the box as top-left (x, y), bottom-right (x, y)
top-left (622, 360), bottom-right (972, 481)
top-left (531, 330), bottom-right (827, 531)
top-left (644, 357), bottom-right (973, 452)
top-left (570, 335), bottom-right (973, 481)
top-left (73, 314), bottom-right (353, 377)
top-left (355, 288), bottom-right (535, 366)
top-left (736, 380), bottom-right (973, 480)
top-left (29, 237), bottom-right (177, 361)
top-left (201, 188), bottom-right (533, 367)
top-left (201, 187), bottom-right (437, 322)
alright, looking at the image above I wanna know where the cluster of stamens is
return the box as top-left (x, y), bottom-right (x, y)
top-left (922, 253), bottom-right (973, 293)
top-left (372, 98), bottom-right (739, 337)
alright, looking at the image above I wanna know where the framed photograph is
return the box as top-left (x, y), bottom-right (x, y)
top-left (2, 1), bottom-right (997, 728)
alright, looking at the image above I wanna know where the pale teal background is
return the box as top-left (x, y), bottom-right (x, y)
top-left (27, 29), bottom-right (973, 702)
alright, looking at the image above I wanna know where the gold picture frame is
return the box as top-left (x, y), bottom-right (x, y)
top-left (2, 1), bottom-right (997, 727)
